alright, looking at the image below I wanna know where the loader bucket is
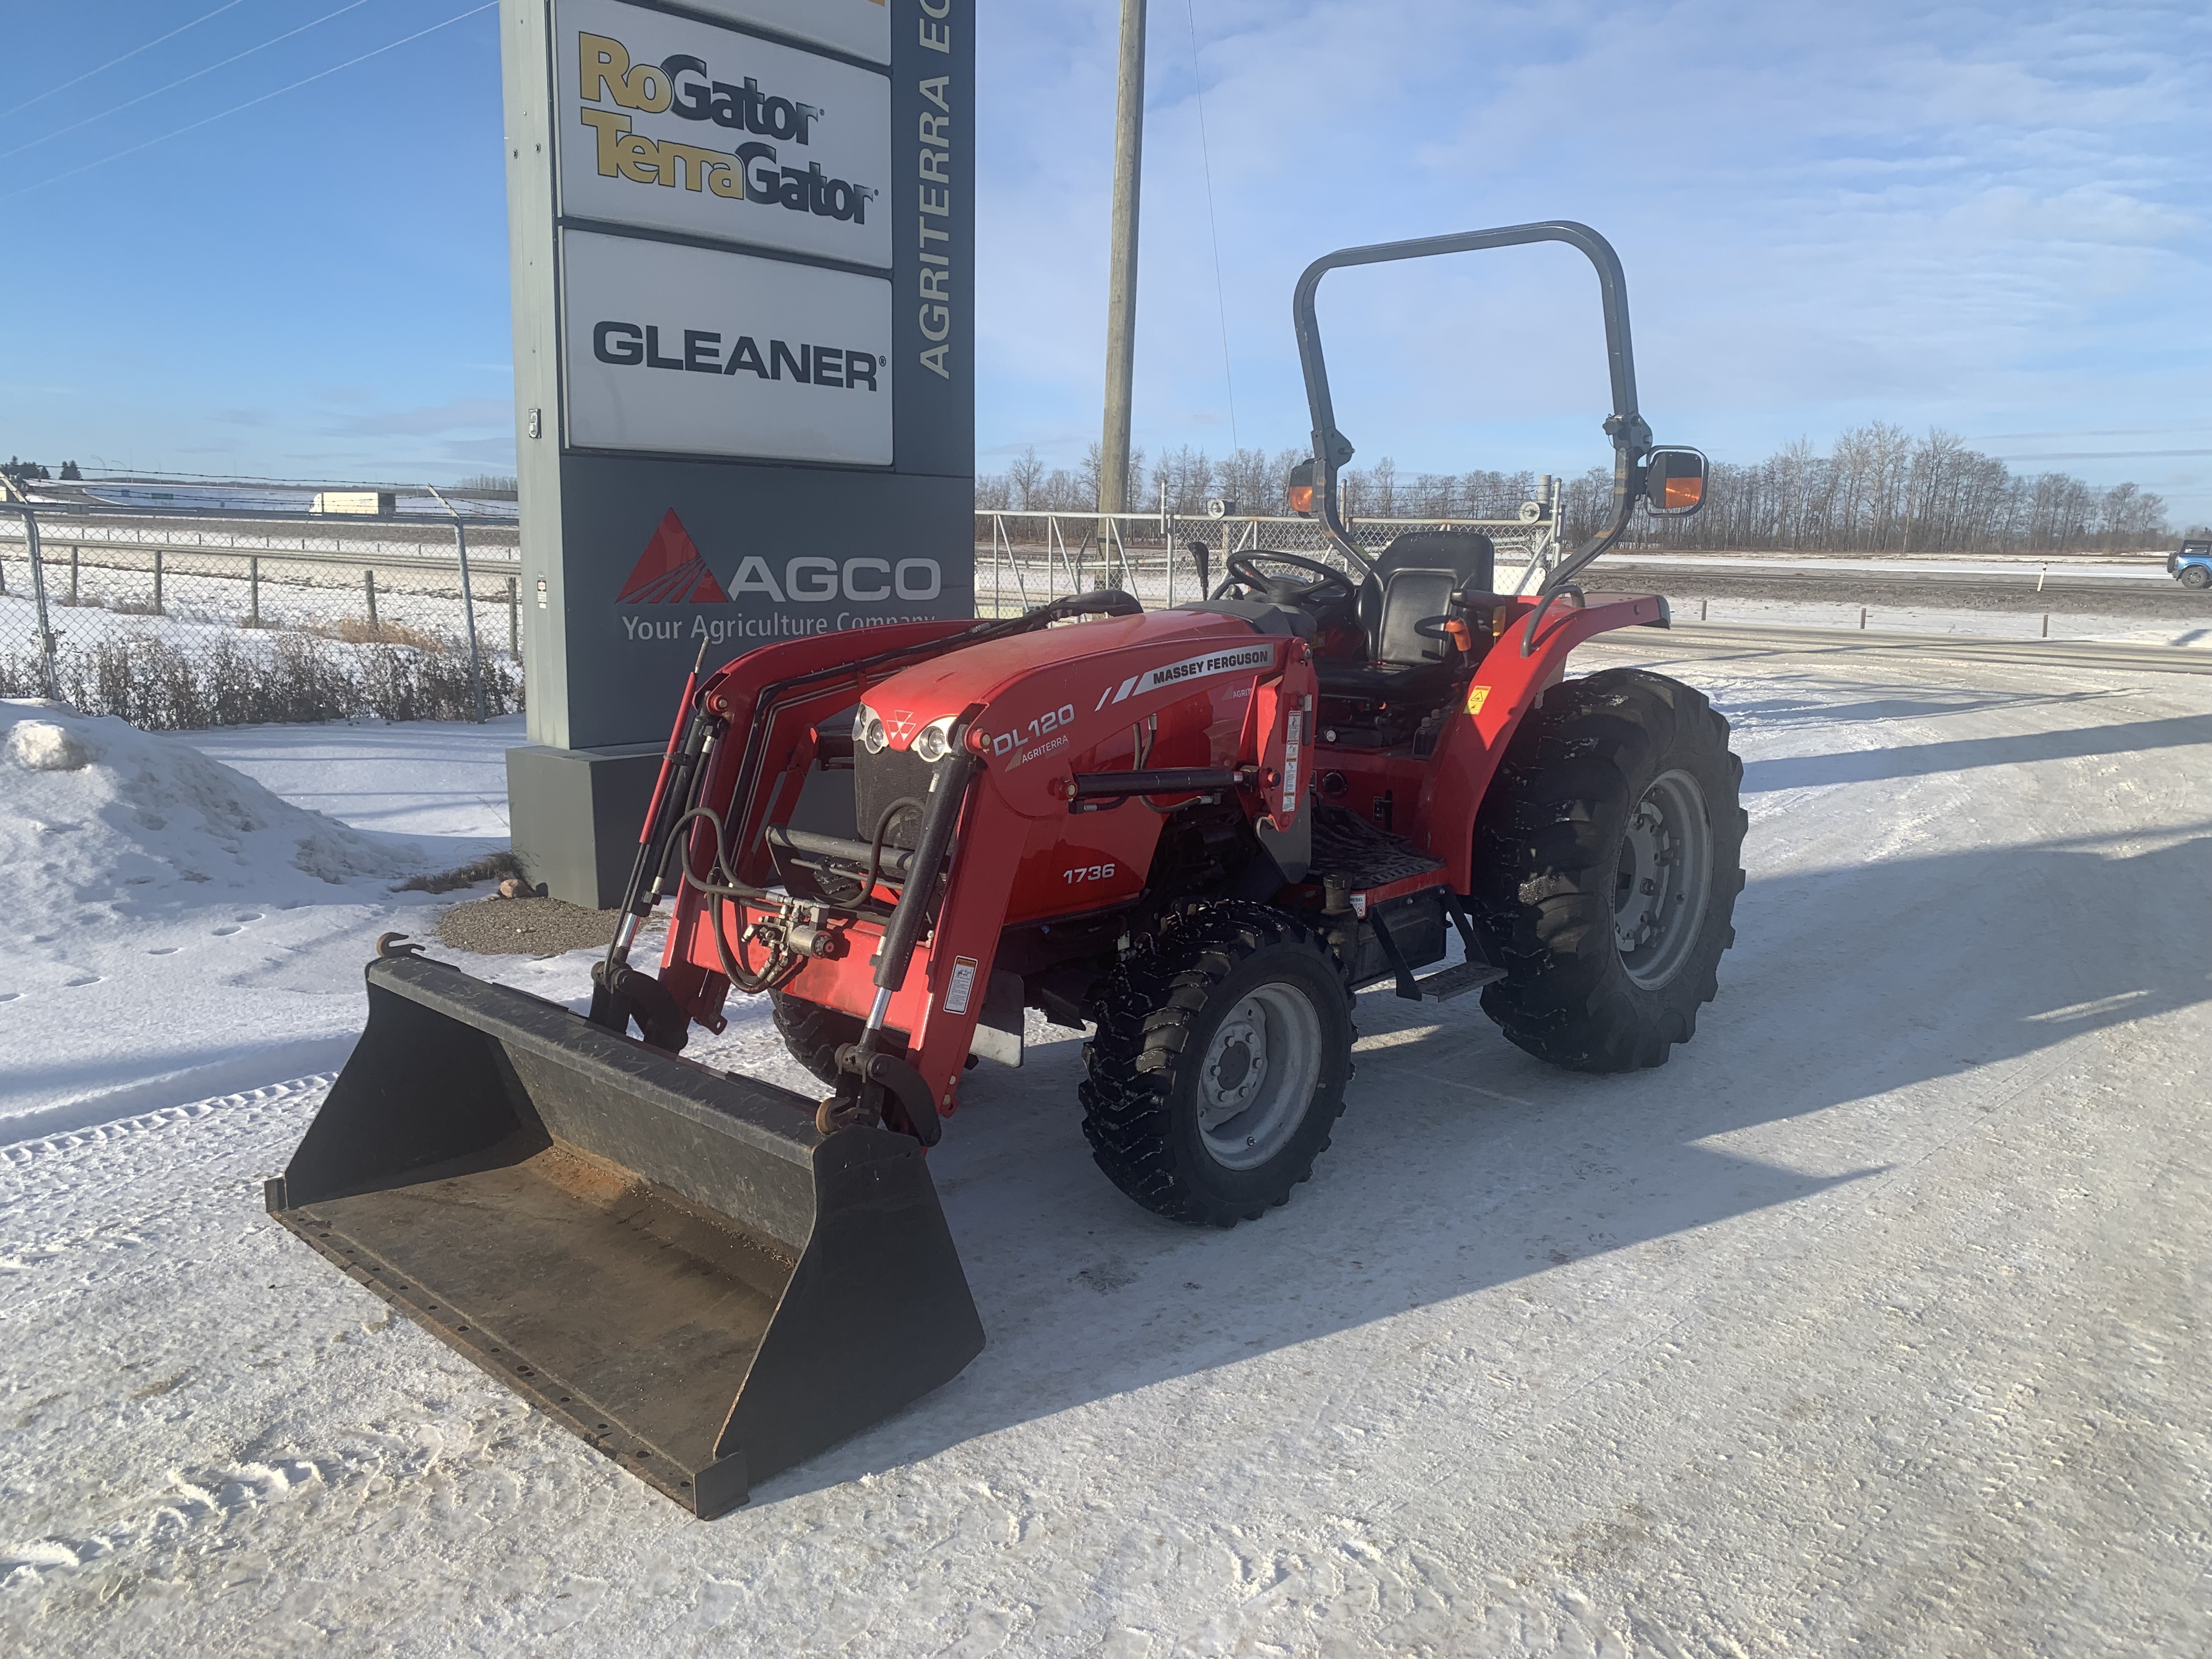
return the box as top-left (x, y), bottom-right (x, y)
top-left (266, 954), bottom-right (984, 1517)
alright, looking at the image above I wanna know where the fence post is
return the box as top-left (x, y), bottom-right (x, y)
top-left (154, 548), bottom-right (165, 614)
top-left (69, 545), bottom-right (79, 606)
top-left (422, 483), bottom-right (488, 723)
top-left (365, 568), bottom-right (379, 628)
top-left (455, 517), bottom-right (486, 721)
top-left (249, 556), bottom-right (260, 627)
top-left (506, 574), bottom-right (519, 657)
top-left (20, 507), bottom-right (60, 699)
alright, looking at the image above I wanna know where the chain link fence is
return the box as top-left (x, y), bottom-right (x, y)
top-left (4, 491), bottom-right (1573, 731)
top-left (973, 503), bottom-right (1564, 617)
top-left (1, 508), bottom-right (526, 730)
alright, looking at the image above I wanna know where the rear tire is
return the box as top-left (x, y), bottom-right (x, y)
top-left (771, 990), bottom-right (864, 1086)
top-left (1471, 667), bottom-right (1747, 1071)
top-left (2180, 565), bottom-right (2212, 590)
top-left (1081, 902), bottom-right (1355, 1227)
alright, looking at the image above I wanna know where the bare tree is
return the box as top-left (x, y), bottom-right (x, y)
top-left (1008, 446), bottom-right (1046, 510)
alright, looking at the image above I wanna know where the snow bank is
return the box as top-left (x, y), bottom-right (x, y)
top-left (0, 700), bottom-right (479, 1136)
top-left (0, 699), bottom-right (431, 928)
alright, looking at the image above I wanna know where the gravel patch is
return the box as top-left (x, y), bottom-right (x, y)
top-left (436, 895), bottom-right (645, 957)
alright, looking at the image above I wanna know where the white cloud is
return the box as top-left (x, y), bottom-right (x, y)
top-left (974, 0), bottom-right (2212, 517)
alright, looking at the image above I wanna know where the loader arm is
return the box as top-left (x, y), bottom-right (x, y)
top-left (664, 617), bottom-right (1319, 1117)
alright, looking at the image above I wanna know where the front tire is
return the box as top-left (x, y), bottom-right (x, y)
top-left (1081, 903), bottom-right (1355, 1227)
top-left (1471, 668), bottom-right (1747, 1071)
top-left (771, 990), bottom-right (864, 1085)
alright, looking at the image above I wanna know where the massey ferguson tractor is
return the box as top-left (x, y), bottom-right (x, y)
top-left (268, 222), bottom-right (1746, 1516)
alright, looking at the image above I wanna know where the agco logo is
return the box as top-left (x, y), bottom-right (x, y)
top-left (577, 31), bottom-right (879, 224)
top-left (618, 510), bottom-right (727, 604)
top-left (616, 510), bottom-right (949, 646)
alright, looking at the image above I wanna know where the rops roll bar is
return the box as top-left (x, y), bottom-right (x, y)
top-left (1290, 220), bottom-right (1654, 599)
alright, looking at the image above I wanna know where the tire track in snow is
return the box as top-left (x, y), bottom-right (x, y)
top-left (0, 1077), bottom-right (352, 1593)
top-left (0, 1079), bottom-right (331, 1313)
top-left (2, 1074), bottom-right (623, 1611)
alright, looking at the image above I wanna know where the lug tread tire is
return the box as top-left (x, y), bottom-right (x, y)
top-left (1080, 901), bottom-right (1355, 1227)
top-left (771, 990), bottom-right (864, 1086)
top-left (1471, 667), bottom-right (1747, 1073)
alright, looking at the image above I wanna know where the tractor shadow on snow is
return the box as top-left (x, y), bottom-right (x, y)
top-left (755, 827), bottom-right (2212, 1504)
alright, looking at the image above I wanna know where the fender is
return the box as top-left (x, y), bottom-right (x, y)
top-left (1415, 592), bottom-right (1668, 891)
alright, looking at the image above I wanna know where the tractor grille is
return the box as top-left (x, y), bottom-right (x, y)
top-left (853, 743), bottom-right (935, 848)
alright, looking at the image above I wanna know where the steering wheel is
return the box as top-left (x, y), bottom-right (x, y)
top-left (1221, 549), bottom-right (1359, 607)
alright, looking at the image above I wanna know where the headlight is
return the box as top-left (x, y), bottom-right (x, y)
top-left (911, 715), bottom-right (957, 763)
top-left (856, 705), bottom-right (888, 754)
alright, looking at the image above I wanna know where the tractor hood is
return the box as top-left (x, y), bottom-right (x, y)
top-left (855, 607), bottom-right (1249, 755)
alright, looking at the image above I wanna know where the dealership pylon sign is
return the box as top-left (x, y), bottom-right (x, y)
top-left (500, 0), bottom-right (973, 902)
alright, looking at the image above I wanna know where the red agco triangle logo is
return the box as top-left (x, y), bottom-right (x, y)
top-left (616, 510), bottom-right (730, 604)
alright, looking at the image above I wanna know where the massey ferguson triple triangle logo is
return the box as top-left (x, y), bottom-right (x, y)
top-left (617, 509), bottom-right (730, 603)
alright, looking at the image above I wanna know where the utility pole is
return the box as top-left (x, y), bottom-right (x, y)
top-left (1098, 0), bottom-right (1147, 517)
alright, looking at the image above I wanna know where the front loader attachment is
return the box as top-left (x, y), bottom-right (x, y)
top-left (267, 954), bottom-right (983, 1517)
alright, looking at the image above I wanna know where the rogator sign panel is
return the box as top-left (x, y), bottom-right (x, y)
top-left (680, 0), bottom-right (891, 65)
top-left (562, 229), bottom-right (893, 464)
top-left (555, 0), bottom-right (893, 268)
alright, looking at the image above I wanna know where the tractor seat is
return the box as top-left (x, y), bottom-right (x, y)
top-left (1314, 530), bottom-right (1495, 700)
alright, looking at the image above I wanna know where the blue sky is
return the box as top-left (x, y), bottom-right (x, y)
top-left (3, 1), bottom-right (2207, 521)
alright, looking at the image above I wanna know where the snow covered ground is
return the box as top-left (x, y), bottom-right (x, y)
top-left (1615, 592), bottom-right (2212, 651)
top-left (0, 712), bottom-right (518, 1138)
top-left (4, 642), bottom-right (2211, 1655)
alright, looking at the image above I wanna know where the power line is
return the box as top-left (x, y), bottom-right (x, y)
top-left (1, 0), bottom-right (380, 162)
top-left (1184, 0), bottom-right (1238, 454)
top-left (0, 0), bottom-right (252, 123)
top-left (3, 3), bottom-right (494, 201)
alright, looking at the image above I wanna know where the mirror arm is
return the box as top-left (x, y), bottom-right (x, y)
top-left (1539, 411), bottom-right (1651, 598)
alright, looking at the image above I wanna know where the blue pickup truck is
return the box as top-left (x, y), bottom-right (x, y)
top-left (2173, 539), bottom-right (2212, 589)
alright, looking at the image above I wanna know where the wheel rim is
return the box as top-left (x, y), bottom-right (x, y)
top-left (1613, 768), bottom-right (1715, 990)
top-left (1195, 983), bottom-right (1322, 1170)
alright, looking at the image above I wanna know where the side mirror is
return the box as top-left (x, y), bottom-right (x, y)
top-left (1642, 447), bottom-right (1707, 516)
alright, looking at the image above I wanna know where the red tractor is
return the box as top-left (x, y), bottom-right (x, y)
top-left (270, 222), bottom-right (1745, 1514)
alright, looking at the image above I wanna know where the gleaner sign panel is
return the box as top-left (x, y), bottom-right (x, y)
top-left (562, 229), bottom-right (893, 464)
top-left (681, 0), bottom-right (891, 66)
top-left (556, 0), bottom-right (893, 268)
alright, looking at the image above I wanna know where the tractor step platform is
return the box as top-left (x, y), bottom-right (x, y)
top-left (1310, 802), bottom-right (1444, 889)
top-left (1413, 960), bottom-right (1507, 1001)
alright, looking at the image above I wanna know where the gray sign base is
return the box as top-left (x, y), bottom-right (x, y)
top-left (507, 742), bottom-right (664, 909)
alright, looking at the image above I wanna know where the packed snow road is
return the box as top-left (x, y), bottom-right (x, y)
top-left (4, 639), bottom-right (2209, 1655)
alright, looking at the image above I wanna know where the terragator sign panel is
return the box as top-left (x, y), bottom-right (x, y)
top-left (555, 0), bottom-right (893, 268)
top-left (562, 230), bottom-right (893, 464)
